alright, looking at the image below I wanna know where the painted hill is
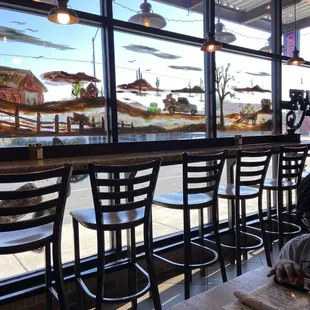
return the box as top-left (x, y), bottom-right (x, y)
top-left (171, 85), bottom-right (204, 93)
top-left (117, 79), bottom-right (163, 92)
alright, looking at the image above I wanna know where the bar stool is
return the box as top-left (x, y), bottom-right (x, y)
top-left (263, 145), bottom-right (308, 249)
top-left (218, 149), bottom-right (272, 276)
top-left (71, 159), bottom-right (162, 310)
top-left (152, 152), bottom-right (227, 300)
top-left (0, 165), bottom-right (73, 310)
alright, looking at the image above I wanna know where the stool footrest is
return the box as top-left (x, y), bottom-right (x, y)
top-left (153, 238), bottom-right (219, 269)
top-left (263, 219), bottom-right (301, 235)
top-left (219, 231), bottom-right (263, 250)
top-left (76, 262), bottom-right (151, 303)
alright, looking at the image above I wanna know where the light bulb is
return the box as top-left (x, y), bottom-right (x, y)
top-left (207, 44), bottom-right (215, 52)
top-left (57, 13), bottom-right (70, 24)
top-left (143, 17), bottom-right (151, 27)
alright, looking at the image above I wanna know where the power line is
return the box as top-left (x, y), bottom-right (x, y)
top-left (0, 53), bottom-right (97, 64)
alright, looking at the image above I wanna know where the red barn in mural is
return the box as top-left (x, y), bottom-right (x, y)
top-left (0, 66), bottom-right (47, 105)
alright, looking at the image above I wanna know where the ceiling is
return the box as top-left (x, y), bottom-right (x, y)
top-left (32, 0), bottom-right (310, 31)
top-left (154, 0), bottom-right (310, 32)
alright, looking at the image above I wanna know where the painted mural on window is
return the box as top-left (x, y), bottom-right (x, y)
top-left (215, 53), bottom-right (273, 137)
top-left (115, 33), bottom-right (273, 139)
top-left (0, 9), bottom-right (104, 143)
top-left (115, 34), bottom-right (206, 139)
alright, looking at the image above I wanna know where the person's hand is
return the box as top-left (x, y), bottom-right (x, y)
top-left (267, 259), bottom-right (304, 285)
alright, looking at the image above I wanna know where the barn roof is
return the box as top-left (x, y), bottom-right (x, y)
top-left (0, 66), bottom-right (48, 92)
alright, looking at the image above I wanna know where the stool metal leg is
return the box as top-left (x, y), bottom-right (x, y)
top-left (198, 208), bottom-right (206, 277)
top-left (235, 198), bottom-right (242, 276)
top-left (127, 227), bottom-right (138, 310)
top-left (266, 189), bottom-right (273, 252)
top-left (45, 244), bottom-right (53, 310)
top-left (52, 239), bottom-right (68, 310)
top-left (213, 201), bottom-right (227, 282)
top-left (184, 205), bottom-right (191, 299)
top-left (73, 219), bottom-right (82, 310)
top-left (96, 229), bottom-right (105, 310)
top-left (145, 219), bottom-right (162, 310)
top-left (258, 196), bottom-right (272, 267)
top-left (241, 200), bottom-right (248, 262)
top-left (277, 189), bottom-right (284, 249)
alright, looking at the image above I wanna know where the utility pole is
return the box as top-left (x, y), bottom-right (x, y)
top-left (92, 28), bottom-right (100, 78)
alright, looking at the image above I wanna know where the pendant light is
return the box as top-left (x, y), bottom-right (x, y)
top-left (201, 1), bottom-right (222, 52)
top-left (215, 0), bottom-right (236, 44)
top-left (201, 32), bottom-right (222, 53)
top-left (259, 37), bottom-right (286, 53)
top-left (128, 0), bottom-right (167, 29)
top-left (287, 0), bottom-right (304, 65)
top-left (48, 0), bottom-right (79, 25)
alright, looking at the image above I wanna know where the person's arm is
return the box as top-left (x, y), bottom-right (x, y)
top-left (267, 259), bottom-right (304, 284)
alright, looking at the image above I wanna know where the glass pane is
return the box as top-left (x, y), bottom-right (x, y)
top-left (33, 0), bottom-right (101, 15)
top-left (113, 0), bottom-right (204, 37)
top-left (216, 52), bottom-right (272, 137)
top-left (282, 1), bottom-right (310, 61)
top-left (282, 64), bottom-right (310, 139)
top-left (0, 176), bottom-right (111, 280)
top-left (0, 8), bottom-right (106, 146)
top-left (213, 1), bottom-right (271, 52)
top-left (115, 31), bottom-right (206, 142)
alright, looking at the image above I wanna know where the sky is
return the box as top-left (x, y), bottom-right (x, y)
top-left (0, 0), bottom-right (309, 106)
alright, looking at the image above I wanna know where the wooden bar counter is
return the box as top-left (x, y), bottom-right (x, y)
top-left (0, 140), bottom-right (307, 174)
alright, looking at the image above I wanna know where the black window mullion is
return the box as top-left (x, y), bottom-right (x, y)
top-left (103, 0), bottom-right (118, 144)
top-left (271, 0), bottom-right (282, 135)
top-left (204, 0), bottom-right (216, 139)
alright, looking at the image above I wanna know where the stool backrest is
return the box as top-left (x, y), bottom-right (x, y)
top-left (0, 164), bottom-right (72, 233)
top-left (183, 151), bottom-right (226, 204)
top-left (88, 158), bottom-right (162, 225)
top-left (278, 146), bottom-right (308, 187)
top-left (235, 149), bottom-right (272, 195)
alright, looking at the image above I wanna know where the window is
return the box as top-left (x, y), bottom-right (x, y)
top-left (213, 1), bottom-right (272, 52)
top-left (0, 7), bottom-right (106, 280)
top-left (282, 64), bottom-right (310, 138)
top-left (282, 1), bottom-right (310, 61)
top-left (33, 0), bottom-right (102, 15)
top-left (113, 0), bottom-right (204, 37)
top-left (215, 52), bottom-right (272, 137)
top-left (0, 8), bottom-right (106, 147)
top-left (114, 31), bottom-right (206, 142)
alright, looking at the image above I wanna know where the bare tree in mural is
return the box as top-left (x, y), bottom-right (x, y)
top-left (215, 63), bottom-right (237, 129)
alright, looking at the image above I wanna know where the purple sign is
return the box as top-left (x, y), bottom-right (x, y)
top-left (283, 30), bottom-right (300, 57)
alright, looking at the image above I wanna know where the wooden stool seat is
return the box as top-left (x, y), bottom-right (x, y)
top-left (263, 177), bottom-right (296, 190)
top-left (154, 192), bottom-right (213, 209)
top-left (71, 208), bottom-right (145, 230)
top-left (218, 184), bottom-right (258, 199)
top-left (0, 223), bottom-right (53, 253)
